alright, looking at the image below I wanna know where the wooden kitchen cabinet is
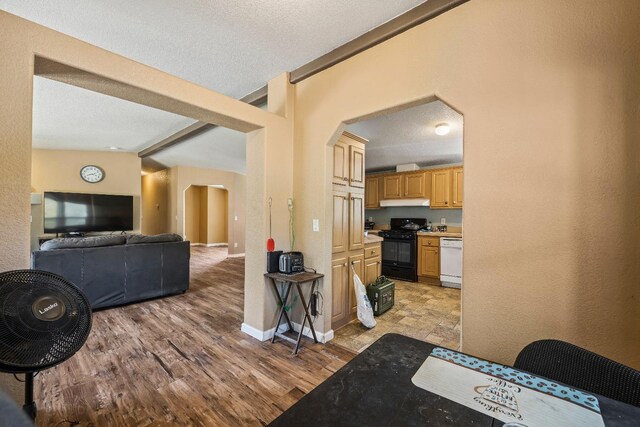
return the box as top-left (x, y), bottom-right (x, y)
top-left (348, 193), bottom-right (364, 251)
top-left (348, 253), bottom-right (365, 316)
top-left (382, 175), bottom-right (403, 199)
top-left (349, 145), bottom-right (365, 188)
top-left (332, 139), bottom-right (349, 186)
top-left (452, 167), bottom-right (463, 208)
top-left (364, 243), bottom-right (382, 286)
top-left (431, 170), bottom-right (451, 208)
top-left (332, 192), bottom-right (349, 253)
top-left (331, 256), bottom-right (349, 328)
top-left (404, 171), bottom-right (431, 198)
top-left (418, 236), bottom-right (440, 278)
top-left (364, 255), bottom-right (381, 286)
top-left (365, 176), bottom-right (379, 209)
top-left (331, 131), bottom-right (368, 330)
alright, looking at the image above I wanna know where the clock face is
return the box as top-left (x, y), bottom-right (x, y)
top-left (80, 165), bottom-right (105, 183)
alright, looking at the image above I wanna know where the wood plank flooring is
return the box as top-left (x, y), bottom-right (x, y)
top-left (35, 247), bottom-right (355, 426)
top-left (331, 280), bottom-right (461, 353)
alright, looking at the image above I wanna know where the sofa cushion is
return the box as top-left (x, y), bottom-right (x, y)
top-left (40, 235), bottom-right (126, 251)
top-left (126, 233), bottom-right (183, 245)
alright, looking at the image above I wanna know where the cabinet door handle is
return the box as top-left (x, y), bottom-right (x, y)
top-left (444, 201), bottom-right (448, 205)
top-left (343, 263), bottom-right (347, 267)
top-left (343, 177), bottom-right (349, 181)
top-left (435, 251), bottom-right (438, 254)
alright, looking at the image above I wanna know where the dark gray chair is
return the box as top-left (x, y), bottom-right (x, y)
top-left (514, 339), bottom-right (640, 407)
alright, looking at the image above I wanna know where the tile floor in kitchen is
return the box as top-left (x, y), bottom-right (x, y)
top-left (331, 280), bottom-right (461, 353)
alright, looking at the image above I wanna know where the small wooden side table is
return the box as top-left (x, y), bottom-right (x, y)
top-left (265, 271), bottom-right (323, 354)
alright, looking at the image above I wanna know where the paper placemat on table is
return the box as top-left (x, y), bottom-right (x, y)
top-left (411, 347), bottom-right (604, 427)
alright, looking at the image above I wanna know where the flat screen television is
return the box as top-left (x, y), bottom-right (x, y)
top-left (44, 192), bottom-right (134, 234)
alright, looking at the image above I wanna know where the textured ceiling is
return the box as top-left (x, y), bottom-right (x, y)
top-left (32, 77), bottom-right (195, 153)
top-left (2, 0), bottom-right (425, 174)
top-left (347, 100), bottom-right (463, 172)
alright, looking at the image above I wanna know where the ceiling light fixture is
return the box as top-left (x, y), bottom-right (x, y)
top-left (435, 123), bottom-right (450, 136)
top-left (107, 146), bottom-right (122, 150)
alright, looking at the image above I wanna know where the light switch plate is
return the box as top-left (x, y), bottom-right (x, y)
top-left (441, 218), bottom-right (446, 224)
top-left (312, 219), bottom-right (320, 232)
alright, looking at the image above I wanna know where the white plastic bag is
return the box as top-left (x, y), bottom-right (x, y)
top-left (353, 270), bottom-right (376, 328)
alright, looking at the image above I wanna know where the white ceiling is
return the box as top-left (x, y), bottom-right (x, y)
top-left (2, 0), bottom-right (426, 174)
top-left (32, 77), bottom-right (195, 153)
top-left (347, 100), bottom-right (463, 172)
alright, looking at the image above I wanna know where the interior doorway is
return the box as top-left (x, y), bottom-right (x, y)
top-left (183, 185), bottom-right (229, 247)
top-left (329, 98), bottom-right (463, 353)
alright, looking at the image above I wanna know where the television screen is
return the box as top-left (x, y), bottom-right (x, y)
top-left (44, 192), bottom-right (134, 233)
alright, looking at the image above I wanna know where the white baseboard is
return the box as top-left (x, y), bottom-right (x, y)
top-left (227, 252), bottom-right (245, 258)
top-left (241, 322), bottom-right (333, 344)
top-left (241, 323), bottom-right (276, 341)
top-left (206, 243), bottom-right (228, 247)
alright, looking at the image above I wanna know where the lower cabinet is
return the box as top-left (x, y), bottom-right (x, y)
top-left (348, 253), bottom-right (365, 317)
top-left (363, 243), bottom-right (382, 286)
top-left (418, 237), bottom-right (440, 279)
top-left (331, 256), bottom-right (349, 328)
top-left (332, 243), bottom-right (381, 330)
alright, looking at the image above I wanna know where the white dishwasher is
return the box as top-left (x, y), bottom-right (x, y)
top-left (440, 238), bottom-right (462, 289)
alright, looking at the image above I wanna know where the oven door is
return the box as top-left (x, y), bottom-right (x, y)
top-left (381, 239), bottom-right (416, 267)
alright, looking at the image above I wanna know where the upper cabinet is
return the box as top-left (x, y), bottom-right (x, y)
top-left (452, 167), bottom-right (463, 208)
top-left (404, 171), bottom-right (431, 198)
top-left (431, 170), bottom-right (451, 208)
top-left (333, 132), bottom-right (367, 190)
top-left (366, 166), bottom-right (462, 209)
top-left (332, 141), bottom-right (349, 186)
top-left (365, 176), bottom-right (380, 209)
top-left (382, 175), bottom-right (403, 199)
top-left (349, 145), bottom-right (365, 188)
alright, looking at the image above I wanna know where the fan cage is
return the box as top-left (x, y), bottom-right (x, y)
top-left (0, 269), bottom-right (92, 373)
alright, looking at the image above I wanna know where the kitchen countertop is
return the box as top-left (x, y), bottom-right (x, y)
top-left (364, 234), bottom-right (383, 244)
top-left (416, 231), bottom-right (463, 238)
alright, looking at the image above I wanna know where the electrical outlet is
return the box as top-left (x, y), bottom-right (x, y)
top-left (441, 218), bottom-right (446, 224)
top-left (234, 242), bottom-right (238, 248)
top-left (234, 215), bottom-right (238, 221)
top-left (287, 198), bottom-right (293, 208)
top-left (368, 216), bottom-right (373, 222)
top-left (312, 219), bottom-right (320, 232)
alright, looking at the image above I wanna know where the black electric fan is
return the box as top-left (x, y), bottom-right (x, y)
top-left (0, 270), bottom-right (92, 419)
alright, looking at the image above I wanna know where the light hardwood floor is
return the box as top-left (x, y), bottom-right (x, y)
top-left (331, 280), bottom-right (461, 353)
top-left (35, 247), bottom-right (355, 426)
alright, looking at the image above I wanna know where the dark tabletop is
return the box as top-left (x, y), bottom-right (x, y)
top-left (265, 272), bottom-right (324, 283)
top-left (269, 333), bottom-right (640, 426)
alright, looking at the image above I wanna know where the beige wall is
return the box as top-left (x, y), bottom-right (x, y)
top-left (141, 170), bottom-right (169, 235)
top-left (208, 187), bottom-right (228, 244)
top-left (184, 185), bottom-right (202, 243)
top-left (183, 185), bottom-right (228, 245)
top-left (292, 0), bottom-right (640, 367)
top-left (169, 166), bottom-right (245, 253)
top-left (30, 149), bottom-right (141, 249)
top-left (2, 1), bottom-right (637, 402)
top-left (0, 10), bottom-right (291, 398)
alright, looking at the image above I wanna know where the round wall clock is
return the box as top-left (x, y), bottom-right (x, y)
top-left (80, 165), bottom-right (105, 183)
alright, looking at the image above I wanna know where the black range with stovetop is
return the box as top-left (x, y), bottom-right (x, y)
top-left (378, 218), bottom-right (427, 282)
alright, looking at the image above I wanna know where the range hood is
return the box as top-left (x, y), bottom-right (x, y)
top-left (379, 198), bottom-right (430, 207)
